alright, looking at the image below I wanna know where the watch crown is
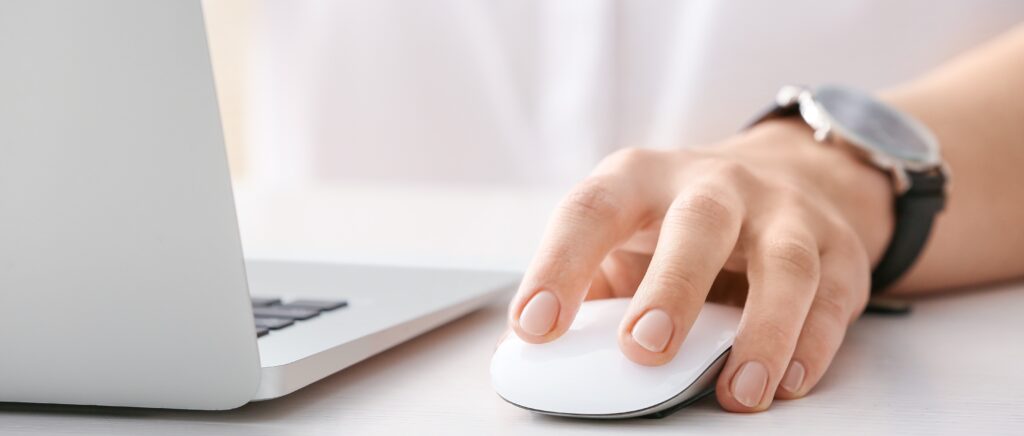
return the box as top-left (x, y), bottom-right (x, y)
top-left (776, 85), bottom-right (807, 106)
top-left (812, 126), bottom-right (831, 142)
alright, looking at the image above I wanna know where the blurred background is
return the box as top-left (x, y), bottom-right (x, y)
top-left (201, 0), bottom-right (1024, 271)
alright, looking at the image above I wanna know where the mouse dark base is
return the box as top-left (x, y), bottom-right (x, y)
top-left (642, 387), bottom-right (716, 419)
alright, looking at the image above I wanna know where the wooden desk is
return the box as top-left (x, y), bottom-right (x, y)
top-left (2, 184), bottom-right (1021, 435)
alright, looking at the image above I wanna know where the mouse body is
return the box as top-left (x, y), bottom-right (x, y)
top-left (491, 298), bottom-right (742, 419)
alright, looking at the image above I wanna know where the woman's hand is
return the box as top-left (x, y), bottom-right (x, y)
top-left (506, 119), bottom-right (895, 412)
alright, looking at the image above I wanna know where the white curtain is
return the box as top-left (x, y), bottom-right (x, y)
top-left (246, 0), bottom-right (1024, 189)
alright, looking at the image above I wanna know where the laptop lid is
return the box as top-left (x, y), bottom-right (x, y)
top-left (0, 0), bottom-right (260, 409)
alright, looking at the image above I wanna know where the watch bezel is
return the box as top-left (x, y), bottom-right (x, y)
top-left (776, 85), bottom-right (945, 194)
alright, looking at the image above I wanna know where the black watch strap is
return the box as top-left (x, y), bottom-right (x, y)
top-left (870, 169), bottom-right (946, 293)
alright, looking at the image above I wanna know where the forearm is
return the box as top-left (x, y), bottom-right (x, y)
top-left (882, 24), bottom-right (1024, 294)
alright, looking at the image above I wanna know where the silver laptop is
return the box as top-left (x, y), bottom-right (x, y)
top-left (0, 0), bottom-right (518, 409)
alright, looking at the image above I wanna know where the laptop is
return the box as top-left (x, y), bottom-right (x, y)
top-left (0, 0), bottom-right (519, 409)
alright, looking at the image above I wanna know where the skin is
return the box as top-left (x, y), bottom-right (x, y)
top-left (505, 23), bottom-right (1024, 413)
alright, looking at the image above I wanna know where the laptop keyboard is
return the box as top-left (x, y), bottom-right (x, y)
top-left (251, 297), bottom-right (348, 338)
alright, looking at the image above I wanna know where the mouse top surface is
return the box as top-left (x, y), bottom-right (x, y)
top-left (491, 298), bottom-right (741, 417)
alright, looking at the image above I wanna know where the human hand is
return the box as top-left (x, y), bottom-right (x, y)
top-left (505, 119), bottom-right (895, 412)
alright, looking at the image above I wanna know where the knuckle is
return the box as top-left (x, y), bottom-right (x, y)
top-left (651, 266), bottom-right (704, 299)
top-left (843, 275), bottom-right (871, 317)
top-left (824, 231), bottom-right (872, 315)
top-left (852, 282), bottom-right (870, 315)
top-left (764, 184), bottom-right (817, 217)
top-left (762, 238), bottom-right (820, 280)
top-left (698, 157), bottom-right (755, 183)
top-left (673, 147), bottom-right (700, 162)
top-left (796, 327), bottom-right (833, 361)
top-left (778, 189), bottom-right (811, 211)
top-left (561, 177), bottom-right (622, 223)
top-left (753, 317), bottom-right (797, 348)
top-left (600, 146), bottom-right (655, 171)
top-left (670, 190), bottom-right (739, 231)
top-left (836, 229), bottom-right (864, 253)
top-left (812, 287), bottom-right (851, 326)
top-left (797, 306), bottom-right (848, 364)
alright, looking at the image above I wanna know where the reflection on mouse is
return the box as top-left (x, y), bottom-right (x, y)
top-left (491, 298), bottom-right (742, 419)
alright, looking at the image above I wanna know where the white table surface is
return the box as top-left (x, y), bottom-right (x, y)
top-left (3, 183), bottom-right (1022, 435)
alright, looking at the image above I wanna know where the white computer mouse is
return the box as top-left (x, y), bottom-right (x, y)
top-left (491, 298), bottom-right (742, 419)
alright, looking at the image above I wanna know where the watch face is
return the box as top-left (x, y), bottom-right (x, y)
top-left (814, 85), bottom-right (940, 167)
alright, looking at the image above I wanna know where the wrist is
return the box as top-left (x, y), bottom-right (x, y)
top-left (715, 119), bottom-right (895, 266)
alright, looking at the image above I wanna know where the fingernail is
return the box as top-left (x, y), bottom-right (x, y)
top-left (781, 360), bottom-right (805, 393)
top-left (630, 309), bottom-right (673, 352)
top-left (518, 290), bottom-right (559, 336)
top-left (731, 361), bottom-right (768, 408)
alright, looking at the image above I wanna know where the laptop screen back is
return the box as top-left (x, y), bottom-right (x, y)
top-left (0, 0), bottom-right (260, 409)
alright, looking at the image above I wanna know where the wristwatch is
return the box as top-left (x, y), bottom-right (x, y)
top-left (751, 85), bottom-right (948, 294)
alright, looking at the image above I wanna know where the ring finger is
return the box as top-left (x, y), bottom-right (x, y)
top-left (716, 221), bottom-right (822, 412)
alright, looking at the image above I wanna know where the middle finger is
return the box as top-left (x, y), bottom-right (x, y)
top-left (617, 183), bottom-right (745, 366)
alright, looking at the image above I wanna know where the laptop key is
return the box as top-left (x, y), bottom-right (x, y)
top-left (256, 326), bottom-right (270, 337)
top-left (255, 317), bottom-right (294, 330)
top-left (253, 305), bottom-right (320, 321)
top-left (251, 297), bottom-right (282, 307)
top-left (286, 299), bottom-right (348, 311)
